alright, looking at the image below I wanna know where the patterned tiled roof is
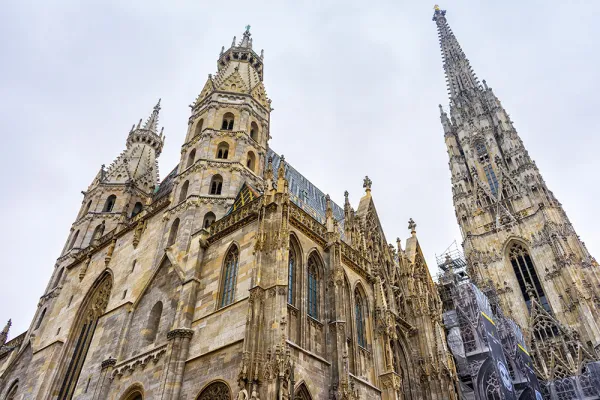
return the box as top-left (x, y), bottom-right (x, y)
top-left (153, 151), bottom-right (345, 228)
top-left (268, 150), bottom-right (345, 225)
top-left (153, 167), bottom-right (178, 201)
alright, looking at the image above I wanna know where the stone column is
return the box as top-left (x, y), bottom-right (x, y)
top-left (93, 357), bottom-right (116, 400)
top-left (163, 328), bottom-right (194, 400)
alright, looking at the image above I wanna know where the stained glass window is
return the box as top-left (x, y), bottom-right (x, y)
top-left (509, 243), bottom-right (550, 312)
top-left (355, 290), bottom-right (366, 347)
top-left (220, 246), bottom-right (239, 308)
top-left (288, 249), bottom-right (295, 305)
top-left (307, 256), bottom-right (319, 319)
top-left (484, 165), bottom-right (499, 196)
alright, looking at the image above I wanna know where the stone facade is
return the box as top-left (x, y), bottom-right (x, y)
top-left (0, 27), bottom-right (457, 399)
top-left (433, 6), bottom-right (600, 384)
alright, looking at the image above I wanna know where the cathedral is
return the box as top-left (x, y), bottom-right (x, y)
top-left (433, 4), bottom-right (600, 398)
top-left (0, 20), bottom-right (457, 400)
top-left (0, 6), bottom-right (598, 400)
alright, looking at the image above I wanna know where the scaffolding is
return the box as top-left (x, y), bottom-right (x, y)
top-left (436, 240), bottom-right (468, 272)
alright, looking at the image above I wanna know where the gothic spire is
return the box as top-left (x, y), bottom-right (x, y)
top-left (432, 6), bottom-right (480, 99)
top-left (143, 98), bottom-right (161, 132)
top-left (0, 319), bottom-right (11, 347)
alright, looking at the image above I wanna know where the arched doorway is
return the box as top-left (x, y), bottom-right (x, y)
top-left (56, 271), bottom-right (113, 399)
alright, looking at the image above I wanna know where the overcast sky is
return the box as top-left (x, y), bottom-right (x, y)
top-left (1, 1), bottom-right (599, 336)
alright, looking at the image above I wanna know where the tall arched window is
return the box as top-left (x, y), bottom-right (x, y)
top-left (144, 301), bottom-right (163, 344)
top-left (5, 380), bottom-right (18, 400)
top-left (216, 142), bottom-right (229, 159)
top-left (307, 255), bottom-right (320, 319)
top-left (203, 212), bottom-right (216, 229)
top-left (54, 268), bottom-right (65, 288)
top-left (35, 308), bottom-right (46, 330)
top-left (103, 195), bottom-right (117, 212)
top-left (131, 202), bottom-right (143, 218)
top-left (167, 218), bottom-right (180, 247)
top-left (83, 200), bottom-right (92, 215)
top-left (355, 289), bottom-right (367, 348)
top-left (187, 149), bottom-right (196, 168)
top-left (246, 152), bottom-right (256, 172)
top-left (210, 175), bottom-right (223, 195)
top-left (58, 273), bottom-right (112, 400)
top-left (179, 180), bottom-right (189, 203)
top-left (509, 243), bottom-right (549, 311)
top-left (288, 248), bottom-right (296, 305)
top-left (483, 165), bottom-right (499, 196)
top-left (195, 119), bottom-right (204, 136)
top-left (250, 121), bottom-right (259, 141)
top-left (220, 246), bottom-right (239, 308)
top-left (68, 230), bottom-right (80, 250)
top-left (92, 222), bottom-right (105, 243)
top-left (221, 113), bottom-right (234, 130)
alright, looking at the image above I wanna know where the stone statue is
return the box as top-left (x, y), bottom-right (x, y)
top-left (237, 380), bottom-right (249, 400)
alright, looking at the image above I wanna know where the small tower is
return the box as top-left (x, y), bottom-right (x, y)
top-left (172, 26), bottom-right (271, 237)
top-left (60, 101), bottom-right (164, 256)
top-left (433, 6), bottom-right (600, 359)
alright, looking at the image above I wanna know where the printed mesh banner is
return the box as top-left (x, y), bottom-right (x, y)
top-left (471, 284), bottom-right (517, 400)
top-left (505, 318), bottom-right (543, 399)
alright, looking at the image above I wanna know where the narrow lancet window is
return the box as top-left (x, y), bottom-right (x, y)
top-left (220, 246), bottom-right (239, 307)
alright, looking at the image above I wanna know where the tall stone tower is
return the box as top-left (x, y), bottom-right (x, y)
top-left (433, 5), bottom-right (600, 372)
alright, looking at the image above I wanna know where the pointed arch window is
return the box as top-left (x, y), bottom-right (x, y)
top-left (221, 113), bottom-right (234, 130)
top-left (195, 119), bottom-right (204, 136)
top-left (220, 246), bottom-right (239, 308)
top-left (250, 121), bottom-right (259, 141)
top-left (103, 195), bottom-right (117, 212)
top-left (5, 380), bottom-right (18, 400)
top-left (58, 273), bottom-right (112, 400)
top-left (483, 165), bottom-right (499, 196)
top-left (216, 142), bottom-right (229, 159)
top-left (210, 175), bottom-right (223, 195)
top-left (246, 152), bottom-right (256, 172)
top-left (83, 200), bottom-right (92, 215)
top-left (509, 243), bottom-right (549, 312)
top-left (288, 247), bottom-right (296, 305)
top-left (54, 268), bottom-right (65, 288)
top-left (144, 301), bottom-right (163, 344)
top-left (167, 218), bottom-right (180, 247)
top-left (68, 230), bottom-right (80, 250)
top-left (92, 222), bottom-right (105, 244)
top-left (187, 149), bottom-right (196, 168)
top-left (203, 212), bottom-right (216, 229)
top-left (307, 255), bottom-right (320, 319)
top-left (35, 308), bottom-right (47, 330)
top-left (355, 289), bottom-right (367, 348)
top-left (179, 180), bottom-right (190, 203)
top-left (131, 202), bottom-right (143, 218)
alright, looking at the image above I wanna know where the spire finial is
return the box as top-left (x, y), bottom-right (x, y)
top-left (143, 99), bottom-right (161, 132)
top-left (363, 176), bottom-right (372, 195)
top-left (408, 218), bottom-right (417, 236)
top-left (240, 25), bottom-right (252, 48)
top-left (277, 155), bottom-right (286, 179)
top-left (0, 319), bottom-right (11, 346)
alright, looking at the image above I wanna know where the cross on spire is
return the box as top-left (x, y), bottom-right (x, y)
top-left (363, 176), bottom-right (372, 194)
